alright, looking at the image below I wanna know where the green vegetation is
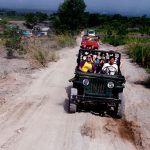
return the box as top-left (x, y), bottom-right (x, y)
top-left (22, 38), bottom-right (58, 68)
top-left (102, 36), bottom-right (150, 46)
top-left (126, 37), bottom-right (150, 44)
top-left (146, 68), bottom-right (150, 74)
top-left (33, 49), bottom-right (57, 67)
top-left (0, 9), bottom-right (25, 21)
top-left (33, 50), bottom-right (50, 67)
top-left (51, 0), bottom-right (86, 34)
top-left (2, 24), bottom-right (22, 57)
top-left (25, 12), bottom-right (48, 28)
top-left (0, 16), bottom-right (25, 21)
top-left (127, 42), bottom-right (150, 88)
top-left (0, 19), bottom-right (7, 27)
top-left (102, 36), bottom-right (126, 46)
top-left (0, 10), bottom-right (16, 16)
top-left (127, 43), bottom-right (150, 68)
top-left (55, 33), bottom-right (76, 48)
top-left (94, 14), bottom-right (150, 35)
top-left (25, 12), bottom-right (48, 24)
top-left (85, 14), bottom-right (150, 48)
top-left (5, 36), bottom-right (22, 57)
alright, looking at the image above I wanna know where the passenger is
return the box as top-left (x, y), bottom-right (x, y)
top-left (99, 53), bottom-right (106, 65)
top-left (101, 53), bottom-right (105, 60)
top-left (102, 56), bottom-right (118, 75)
top-left (93, 55), bottom-right (99, 65)
top-left (96, 53), bottom-right (106, 73)
top-left (79, 54), bottom-right (96, 73)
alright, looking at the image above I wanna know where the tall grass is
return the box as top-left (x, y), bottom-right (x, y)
top-left (126, 37), bottom-right (150, 44)
top-left (33, 50), bottom-right (48, 67)
top-left (21, 33), bottom-right (76, 67)
top-left (55, 33), bottom-right (76, 48)
top-left (22, 37), bottom-right (58, 68)
top-left (127, 43), bottom-right (150, 68)
top-left (102, 36), bottom-right (126, 46)
top-left (102, 35), bottom-right (150, 46)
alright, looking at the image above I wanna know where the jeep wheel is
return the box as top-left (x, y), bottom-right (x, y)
top-left (69, 103), bottom-right (77, 113)
top-left (68, 88), bottom-right (77, 113)
top-left (114, 103), bottom-right (122, 118)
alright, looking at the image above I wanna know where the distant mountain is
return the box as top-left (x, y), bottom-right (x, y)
top-left (0, 8), bottom-right (56, 15)
top-left (87, 8), bottom-right (150, 17)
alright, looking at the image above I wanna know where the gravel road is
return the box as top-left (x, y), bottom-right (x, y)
top-left (0, 37), bottom-right (150, 150)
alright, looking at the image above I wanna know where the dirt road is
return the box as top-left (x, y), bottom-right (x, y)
top-left (0, 37), bottom-right (150, 150)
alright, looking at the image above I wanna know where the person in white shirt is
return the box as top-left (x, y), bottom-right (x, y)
top-left (102, 56), bottom-right (118, 75)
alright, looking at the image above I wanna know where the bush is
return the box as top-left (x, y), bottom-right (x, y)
top-left (33, 50), bottom-right (47, 67)
top-left (31, 49), bottom-right (57, 68)
top-left (33, 49), bottom-right (57, 67)
top-left (5, 37), bottom-right (22, 57)
top-left (126, 38), bottom-right (150, 44)
top-left (55, 33), bottom-right (76, 48)
top-left (3, 27), bottom-right (22, 57)
top-left (23, 37), bottom-right (58, 68)
top-left (0, 19), bottom-right (8, 27)
top-left (102, 36), bottom-right (126, 46)
top-left (127, 43), bottom-right (150, 68)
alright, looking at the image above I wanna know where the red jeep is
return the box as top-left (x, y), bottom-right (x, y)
top-left (80, 36), bottom-right (100, 50)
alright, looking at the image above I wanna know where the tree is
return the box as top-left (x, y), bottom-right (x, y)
top-left (117, 25), bottom-right (128, 36)
top-left (25, 12), bottom-right (48, 28)
top-left (88, 13), bottom-right (100, 27)
top-left (4, 27), bottom-right (22, 57)
top-left (5, 37), bottom-right (21, 57)
top-left (6, 11), bottom-right (16, 16)
top-left (25, 13), bottom-right (37, 26)
top-left (107, 28), bottom-right (112, 36)
top-left (54, 0), bottom-right (86, 33)
top-left (36, 12), bottom-right (48, 22)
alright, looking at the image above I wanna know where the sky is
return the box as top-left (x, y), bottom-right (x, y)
top-left (0, 0), bottom-right (150, 16)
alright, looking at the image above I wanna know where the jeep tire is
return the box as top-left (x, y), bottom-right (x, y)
top-left (114, 102), bottom-right (123, 118)
top-left (68, 88), bottom-right (77, 113)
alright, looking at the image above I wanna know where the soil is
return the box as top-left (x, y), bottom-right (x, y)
top-left (0, 36), bottom-right (150, 150)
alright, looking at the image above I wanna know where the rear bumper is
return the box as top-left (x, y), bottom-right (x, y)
top-left (72, 95), bottom-right (121, 104)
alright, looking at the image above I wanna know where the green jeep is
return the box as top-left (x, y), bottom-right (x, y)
top-left (68, 49), bottom-right (125, 118)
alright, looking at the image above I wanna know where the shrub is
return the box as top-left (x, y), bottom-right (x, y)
top-left (127, 43), bottom-right (150, 68)
top-left (33, 50), bottom-right (47, 67)
top-left (126, 38), bottom-right (150, 44)
top-left (5, 37), bottom-right (22, 57)
top-left (3, 27), bottom-right (22, 57)
top-left (33, 50), bottom-right (57, 67)
top-left (102, 36), bottom-right (126, 46)
top-left (117, 25), bottom-right (128, 36)
top-left (55, 33), bottom-right (76, 48)
top-left (23, 37), bottom-right (58, 68)
top-left (0, 19), bottom-right (8, 27)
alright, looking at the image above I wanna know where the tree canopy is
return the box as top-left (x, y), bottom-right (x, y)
top-left (53, 0), bottom-right (86, 33)
top-left (25, 12), bottom-right (48, 27)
